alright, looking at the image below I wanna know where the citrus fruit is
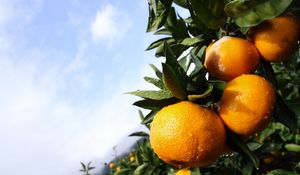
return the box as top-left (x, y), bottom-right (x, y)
top-left (108, 163), bottom-right (115, 169)
top-left (129, 156), bottom-right (135, 162)
top-left (204, 36), bottom-right (259, 81)
top-left (250, 13), bottom-right (300, 62)
top-left (176, 169), bottom-right (191, 175)
top-left (219, 74), bottom-right (276, 137)
top-left (150, 101), bottom-right (226, 168)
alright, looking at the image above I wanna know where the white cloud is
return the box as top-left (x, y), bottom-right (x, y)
top-left (90, 4), bottom-right (131, 46)
top-left (0, 42), bottom-right (143, 174)
top-left (0, 1), bottom-right (150, 174)
top-left (0, 0), bottom-right (43, 29)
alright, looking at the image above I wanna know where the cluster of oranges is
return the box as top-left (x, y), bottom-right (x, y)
top-left (149, 14), bottom-right (300, 174)
top-left (108, 152), bottom-right (135, 172)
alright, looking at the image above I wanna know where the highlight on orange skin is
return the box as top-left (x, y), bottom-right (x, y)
top-left (204, 36), bottom-right (259, 81)
top-left (250, 13), bottom-right (300, 62)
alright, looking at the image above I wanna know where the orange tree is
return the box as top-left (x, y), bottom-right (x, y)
top-left (83, 0), bottom-right (300, 175)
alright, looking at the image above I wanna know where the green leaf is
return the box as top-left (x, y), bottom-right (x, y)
top-left (189, 46), bottom-right (206, 78)
top-left (258, 126), bottom-right (276, 143)
top-left (154, 28), bottom-right (172, 35)
top-left (227, 131), bottom-right (259, 168)
top-left (142, 111), bottom-right (157, 125)
top-left (144, 77), bottom-right (165, 90)
top-left (225, 0), bottom-right (293, 27)
top-left (208, 80), bottom-right (226, 91)
top-left (266, 169), bottom-right (299, 175)
top-left (188, 83), bottom-right (213, 101)
top-left (80, 162), bottom-right (86, 171)
top-left (247, 142), bottom-right (263, 151)
top-left (274, 93), bottom-right (297, 132)
top-left (133, 98), bottom-right (177, 111)
top-left (287, 100), bottom-right (300, 117)
top-left (208, 80), bottom-right (226, 103)
top-left (256, 142), bottom-right (282, 154)
top-left (163, 42), bottom-right (188, 71)
top-left (129, 131), bottom-right (149, 137)
top-left (147, 1), bottom-right (171, 32)
top-left (149, 64), bottom-right (162, 79)
top-left (127, 90), bottom-right (172, 100)
top-left (114, 168), bottom-right (132, 175)
top-left (163, 63), bottom-right (187, 100)
top-left (146, 37), bottom-right (172, 50)
top-left (189, 0), bottom-right (226, 29)
top-left (164, 8), bottom-right (189, 40)
top-left (178, 55), bottom-right (191, 72)
top-left (259, 59), bottom-right (278, 88)
top-left (138, 110), bottom-right (144, 121)
top-left (155, 43), bottom-right (166, 57)
top-left (134, 163), bottom-right (149, 175)
top-left (284, 143), bottom-right (300, 153)
top-left (180, 37), bottom-right (204, 46)
top-left (191, 168), bottom-right (201, 175)
top-left (173, 0), bottom-right (188, 9)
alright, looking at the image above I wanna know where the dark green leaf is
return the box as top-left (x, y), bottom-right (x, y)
top-left (256, 142), bottom-right (282, 154)
top-left (225, 0), bottom-right (293, 27)
top-left (274, 93), bottom-right (297, 132)
top-left (187, 83), bottom-right (213, 101)
top-left (209, 80), bottom-right (226, 91)
top-left (163, 63), bottom-right (187, 100)
top-left (266, 169), bottom-right (299, 175)
top-left (154, 28), bottom-right (172, 35)
top-left (164, 9), bottom-right (189, 40)
top-left (146, 37), bottom-right (172, 50)
top-left (287, 100), bottom-right (300, 117)
top-left (80, 162), bottom-right (86, 171)
top-left (142, 111), bottom-right (157, 125)
top-left (147, 1), bottom-right (171, 32)
top-left (173, 0), bottom-right (188, 9)
top-left (133, 98), bottom-right (177, 111)
top-left (189, 0), bottom-right (226, 29)
top-left (127, 90), bottom-right (172, 100)
top-left (259, 59), bottom-right (278, 88)
top-left (129, 131), bottom-right (149, 137)
top-left (189, 46), bottom-right (206, 78)
top-left (227, 131), bottom-right (259, 168)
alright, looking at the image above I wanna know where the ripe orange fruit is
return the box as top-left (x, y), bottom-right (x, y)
top-left (129, 156), bottom-right (135, 162)
top-left (250, 13), bottom-right (300, 62)
top-left (219, 74), bottom-right (276, 137)
top-left (204, 36), bottom-right (259, 81)
top-left (108, 162), bottom-right (115, 169)
top-left (150, 101), bottom-right (226, 168)
top-left (263, 156), bottom-right (274, 165)
top-left (176, 169), bottom-right (191, 175)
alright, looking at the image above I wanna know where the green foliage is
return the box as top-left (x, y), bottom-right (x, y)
top-left (80, 162), bottom-right (95, 175)
top-left (225, 0), bottom-right (294, 27)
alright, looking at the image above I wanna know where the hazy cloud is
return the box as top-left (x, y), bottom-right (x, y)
top-left (90, 4), bottom-right (131, 46)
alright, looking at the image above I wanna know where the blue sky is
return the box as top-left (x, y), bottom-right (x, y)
top-left (0, 0), bottom-right (167, 174)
